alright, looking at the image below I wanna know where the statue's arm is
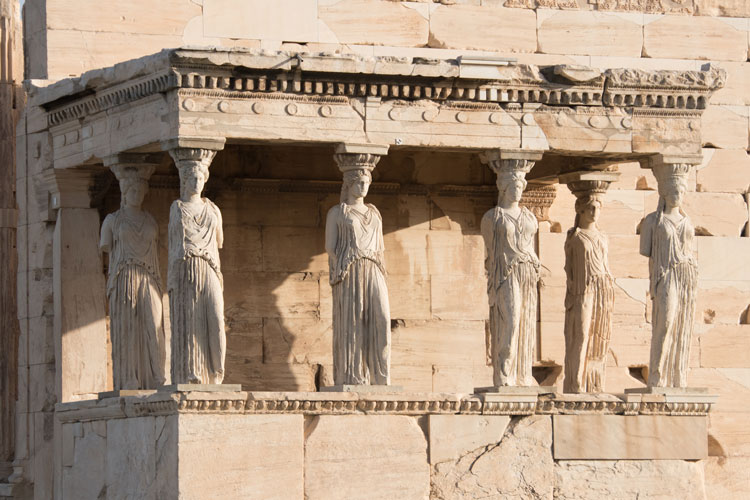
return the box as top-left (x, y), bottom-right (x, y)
top-left (325, 206), bottom-right (339, 259)
top-left (99, 214), bottom-right (113, 253)
top-left (639, 216), bottom-right (653, 258)
top-left (215, 204), bottom-right (224, 249)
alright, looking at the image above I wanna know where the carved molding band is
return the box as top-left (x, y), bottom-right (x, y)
top-left (54, 391), bottom-right (716, 423)
top-left (41, 49), bottom-right (726, 127)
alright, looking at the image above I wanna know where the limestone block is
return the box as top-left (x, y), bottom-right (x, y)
top-left (28, 363), bottom-right (55, 414)
top-left (383, 229), bottom-right (429, 277)
top-left (218, 225), bottom-right (262, 273)
top-left (598, 190), bottom-right (646, 235)
top-left (218, 191), bottom-right (321, 228)
top-left (698, 237), bottom-right (750, 281)
top-left (428, 415), bottom-right (510, 464)
top-left (305, 415), bottom-right (429, 500)
top-left (554, 460), bottom-right (707, 500)
top-left (319, 0), bottom-right (428, 47)
top-left (702, 105), bottom-right (749, 150)
top-left (262, 317), bottom-right (332, 365)
top-left (432, 363), bottom-right (494, 394)
top-left (607, 235), bottom-right (648, 279)
top-left (429, 196), bottom-right (489, 233)
top-left (696, 280), bottom-right (750, 325)
top-left (388, 274), bottom-right (431, 320)
top-left (62, 421), bottom-right (107, 500)
top-left (704, 456), bottom-right (750, 499)
top-left (644, 14), bottom-right (747, 61)
top-left (711, 61), bottom-right (750, 106)
top-left (611, 278), bottom-right (649, 325)
top-left (32, 411), bottom-right (55, 500)
top-left (689, 367), bottom-right (750, 413)
top-left (391, 319), bottom-right (487, 367)
top-left (610, 161), bottom-right (658, 191)
top-left (27, 316), bottom-right (54, 366)
top-left (106, 417), bottom-right (158, 499)
top-left (178, 414), bottom-right (303, 499)
top-left (699, 325), bottom-right (750, 368)
top-left (204, 0), bottom-right (317, 42)
top-left (538, 231), bottom-right (566, 287)
top-left (547, 187), bottom-right (576, 233)
top-left (695, 0), bottom-right (750, 17)
top-left (224, 272), bottom-right (320, 318)
top-left (46, 30), bottom-right (183, 79)
top-left (430, 274), bottom-right (488, 320)
top-left (644, 191), bottom-right (747, 237)
top-left (606, 323), bottom-right (655, 367)
top-left (261, 226), bottom-right (327, 273)
top-left (537, 10), bottom-right (643, 57)
top-left (553, 415), bottom-right (707, 460)
top-left (227, 362), bottom-right (317, 391)
top-left (539, 321), bottom-right (565, 365)
top-left (431, 415), bottom-right (553, 500)
top-left (696, 149), bottom-right (750, 194)
top-left (390, 363), bottom-right (433, 392)
top-left (47, 0), bottom-right (199, 35)
top-left (428, 6), bottom-right (536, 52)
top-left (709, 412), bottom-right (750, 457)
top-left (539, 284), bottom-right (565, 323)
top-left (426, 232), bottom-right (485, 277)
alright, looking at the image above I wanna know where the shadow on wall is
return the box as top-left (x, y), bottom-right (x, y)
top-left (98, 144), bottom-right (570, 393)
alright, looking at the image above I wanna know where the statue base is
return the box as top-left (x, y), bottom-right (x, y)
top-left (624, 387), bottom-right (709, 395)
top-left (98, 389), bottom-right (157, 399)
top-left (158, 383), bottom-right (243, 392)
top-left (320, 384), bottom-right (404, 393)
top-left (474, 385), bottom-right (556, 395)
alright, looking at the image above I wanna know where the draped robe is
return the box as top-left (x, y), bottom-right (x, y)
top-left (104, 209), bottom-right (166, 390)
top-left (481, 206), bottom-right (540, 387)
top-left (563, 227), bottom-right (615, 393)
top-left (328, 203), bottom-right (390, 385)
top-left (168, 199), bottom-right (226, 384)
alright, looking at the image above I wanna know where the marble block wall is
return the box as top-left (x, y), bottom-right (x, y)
top-left (13, 0), bottom-right (750, 498)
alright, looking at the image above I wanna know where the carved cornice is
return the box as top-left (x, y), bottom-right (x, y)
top-left (39, 49), bottom-right (725, 128)
top-left (54, 391), bottom-right (716, 423)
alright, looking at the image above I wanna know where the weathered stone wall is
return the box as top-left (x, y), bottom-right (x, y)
top-left (15, 0), bottom-right (750, 498)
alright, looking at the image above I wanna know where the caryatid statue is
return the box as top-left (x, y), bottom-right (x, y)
top-left (480, 151), bottom-right (542, 387)
top-left (167, 143), bottom-right (226, 385)
top-left (640, 160), bottom-right (697, 388)
top-left (559, 172), bottom-right (619, 393)
top-left (100, 156), bottom-right (166, 390)
top-left (325, 144), bottom-right (391, 386)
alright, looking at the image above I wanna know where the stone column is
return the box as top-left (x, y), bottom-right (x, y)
top-left (1, 0), bottom-right (22, 480)
top-left (478, 150), bottom-right (545, 390)
top-left (558, 171), bottom-right (619, 393)
top-left (162, 138), bottom-right (228, 386)
top-left (45, 169), bottom-right (108, 402)
top-left (325, 143), bottom-right (392, 389)
top-left (638, 155), bottom-right (701, 391)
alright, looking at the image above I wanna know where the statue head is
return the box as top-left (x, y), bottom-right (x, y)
top-left (112, 164), bottom-right (154, 209)
top-left (574, 194), bottom-right (603, 228)
top-left (653, 163), bottom-right (689, 211)
top-left (340, 168), bottom-right (372, 203)
top-left (178, 161), bottom-right (210, 200)
top-left (496, 170), bottom-right (527, 206)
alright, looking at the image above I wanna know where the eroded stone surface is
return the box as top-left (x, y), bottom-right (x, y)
top-left (554, 460), bottom-right (707, 500)
top-left (431, 415), bottom-right (553, 500)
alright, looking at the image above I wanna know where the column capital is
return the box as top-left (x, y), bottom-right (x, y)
top-left (161, 137), bottom-right (226, 169)
top-left (333, 143), bottom-right (389, 173)
top-left (40, 168), bottom-right (98, 211)
top-left (480, 149), bottom-right (544, 177)
top-left (104, 153), bottom-right (161, 181)
top-left (640, 153), bottom-right (702, 171)
top-left (559, 170), bottom-right (620, 198)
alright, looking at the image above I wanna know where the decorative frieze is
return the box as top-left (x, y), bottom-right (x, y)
top-left (54, 390), bottom-right (716, 423)
top-left (40, 49), bottom-right (726, 130)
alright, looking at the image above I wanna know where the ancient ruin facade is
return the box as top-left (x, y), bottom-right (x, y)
top-left (2, 1), bottom-right (750, 499)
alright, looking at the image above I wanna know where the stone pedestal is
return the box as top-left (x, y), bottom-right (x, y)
top-left (54, 390), bottom-right (715, 500)
top-left (320, 385), bottom-right (404, 393)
